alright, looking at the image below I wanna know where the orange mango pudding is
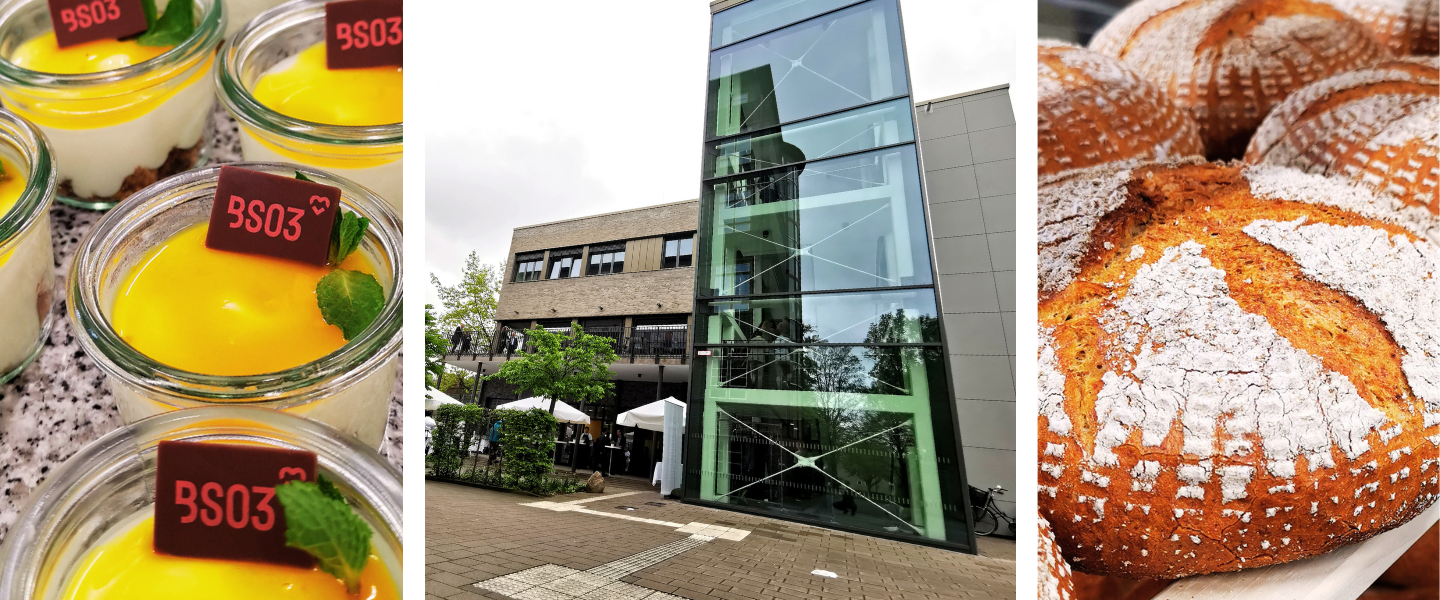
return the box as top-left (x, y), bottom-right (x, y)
top-left (220, 2), bottom-right (403, 213)
top-left (0, 0), bottom-right (222, 208)
top-left (61, 515), bottom-right (399, 600)
top-left (0, 154), bottom-right (52, 382)
top-left (110, 223), bottom-right (376, 376)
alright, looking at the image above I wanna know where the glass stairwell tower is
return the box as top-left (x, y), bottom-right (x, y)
top-left (684, 0), bottom-right (977, 552)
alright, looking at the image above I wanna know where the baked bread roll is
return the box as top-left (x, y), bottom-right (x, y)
top-left (1039, 514), bottom-right (1075, 600)
top-left (1323, 0), bottom-right (1439, 55)
top-left (1039, 40), bottom-right (1205, 175)
top-left (1246, 57), bottom-right (1437, 218)
top-left (1038, 161), bottom-right (1440, 579)
top-left (1072, 573), bottom-right (1172, 600)
top-left (1090, 0), bottom-right (1391, 160)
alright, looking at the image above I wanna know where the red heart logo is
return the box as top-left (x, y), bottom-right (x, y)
top-left (309, 195), bottom-right (331, 216)
top-left (277, 467), bottom-right (308, 482)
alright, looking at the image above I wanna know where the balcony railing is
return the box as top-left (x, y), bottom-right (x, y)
top-left (445, 324), bottom-right (690, 364)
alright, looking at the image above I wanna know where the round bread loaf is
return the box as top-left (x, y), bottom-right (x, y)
top-left (1090, 0), bottom-right (1391, 160)
top-left (1039, 40), bottom-right (1205, 175)
top-left (1323, 0), bottom-right (1439, 55)
top-left (1039, 514), bottom-right (1075, 600)
top-left (1038, 161), bottom-right (1440, 579)
top-left (1246, 57), bottom-right (1437, 218)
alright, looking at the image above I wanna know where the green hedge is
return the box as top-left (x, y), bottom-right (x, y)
top-left (426, 404), bottom-right (584, 496)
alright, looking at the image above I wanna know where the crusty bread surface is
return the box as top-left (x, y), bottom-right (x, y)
top-left (1323, 0), bottom-right (1440, 55)
top-left (1246, 56), bottom-right (1438, 219)
top-left (1090, 0), bottom-right (1391, 160)
top-left (1039, 40), bottom-right (1205, 175)
top-left (1038, 162), bottom-right (1440, 579)
top-left (1040, 514), bottom-right (1075, 600)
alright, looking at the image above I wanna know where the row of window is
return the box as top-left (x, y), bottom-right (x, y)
top-left (513, 235), bottom-right (694, 283)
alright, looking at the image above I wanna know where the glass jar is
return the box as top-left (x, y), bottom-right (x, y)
top-left (68, 162), bottom-right (402, 448)
top-left (0, 105), bottom-right (55, 383)
top-left (218, 0), bottom-right (402, 215)
top-left (0, 407), bottom-right (402, 599)
top-left (0, 0), bottom-right (224, 210)
top-left (224, 0), bottom-right (286, 37)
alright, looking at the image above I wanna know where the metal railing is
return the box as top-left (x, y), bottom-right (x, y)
top-left (445, 324), bottom-right (690, 364)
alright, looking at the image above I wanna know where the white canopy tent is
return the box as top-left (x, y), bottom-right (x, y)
top-left (616, 397), bottom-right (685, 432)
top-left (497, 397), bottom-right (591, 424)
top-left (425, 387), bottom-right (463, 411)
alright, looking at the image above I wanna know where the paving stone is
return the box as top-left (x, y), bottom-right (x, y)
top-left (428, 480), bottom-right (1015, 600)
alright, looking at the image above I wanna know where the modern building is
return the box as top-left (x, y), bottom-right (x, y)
top-left (680, 0), bottom-right (1014, 553)
top-left (917, 87), bottom-right (1017, 521)
top-left (444, 200), bottom-right (699, 478)
top-left (443, 0), bottom-right (1016, 552)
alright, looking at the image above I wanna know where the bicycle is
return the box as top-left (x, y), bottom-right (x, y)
top-left (970, 484), bottom-right (1016, 537)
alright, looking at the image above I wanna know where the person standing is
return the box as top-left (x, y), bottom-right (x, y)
top-left (449, 325), bottom-right (465, 353)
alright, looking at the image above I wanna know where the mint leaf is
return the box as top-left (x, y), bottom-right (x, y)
top-left (328, 212), bottom-right (370, 266)
top-left (275, 475), bottom-right (373, 594)
top-left (316, 269), bottom-right (384, 340)
top-left (139, 0), bottom-right (158, 30)
top-left (295, 171), bottom-right (315, 183)
top-left (137, 0), bottom-right (194, 47)
top-left (317, 475), bottom-right (345, 503)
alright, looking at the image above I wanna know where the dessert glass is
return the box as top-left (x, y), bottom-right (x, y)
top-left (218, 0), bottom-right (402, 214)
top-left (0, 0), bottom-right (224, 209)
top-left (224, 0), bottom-right (286, 36)
top-left (0, 407), bottom-right (402, 599)
top-left (68, 162), bottom-right (401, 448)
top-left (0, 106), bottom-right (55, 383)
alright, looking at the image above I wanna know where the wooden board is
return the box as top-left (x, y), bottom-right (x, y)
top-left (1155, 505), bottom-right (1439, 600)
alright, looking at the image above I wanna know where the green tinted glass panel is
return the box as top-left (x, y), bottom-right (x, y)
top-left (682, 346), bottom-right (967, 544)
top-left (711, 0), bottom-right (862, 49)
top-left (697, 146), bottom-right (931, 296)
top-left (706, 0), bottom-right (907, 139)
top-left (704, 98), bottom-right (914, 178)
top-left (698, 289), bottom-right (939, 345)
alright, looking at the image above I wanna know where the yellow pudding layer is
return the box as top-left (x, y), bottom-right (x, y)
top-left (252, 43), bottom-right (402, 127)
top-left (0, 157), bottom-right (25, 219)
top-left (9, 33), bottom-right (170, 74)
top-left (62, 516), bottom-right (398, 600)
top-left (0, 157), bottom-right (29, 266)
top-left (109, 222), bottom-right (376, 376)
top-left (3, 32), bottom-right (210, 129)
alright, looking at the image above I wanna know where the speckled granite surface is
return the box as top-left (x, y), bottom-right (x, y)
top-left (0, 106), bottom-right (403, 542)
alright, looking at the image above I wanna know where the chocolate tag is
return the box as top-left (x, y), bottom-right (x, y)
top-left (205, 165), bottom-right (340, 266)
top-left (325, 0), bottom-right (402, 69)
top-left (154, 440), bottom-right (318, 567)
top-left (47, 0), bottom-right (149, 48)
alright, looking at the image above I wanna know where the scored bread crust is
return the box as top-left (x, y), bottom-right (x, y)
top-left (1039, 40), bottom-right (1205, 175)
top-left (1040, 514), bottom-right (1076, 600)
top-left (1245, 57), bottom-right (1438, 218)
top-left (1090, 0), bottom-right (1391, 160)
top-left (1038, 161), bottom-right (1440, 579)
top-left (1322, 0), bottom-right (1440, 55)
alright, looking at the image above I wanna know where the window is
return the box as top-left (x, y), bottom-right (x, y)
top-left (586, 243), bottom-right (626, 275)
top-left (547, 248), bottom-right (583, 279)
top-left (662, 236), bottom-right (694, 269)
top-left (513, 254), bottom-right (544, 282)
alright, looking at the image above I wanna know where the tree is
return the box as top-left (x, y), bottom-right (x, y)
top-left (438, 368), bottom-right (476, 396)
top-left (430, 251), bottom-right (506, 344)
top-left (424, 304), bottom-right (447, 389)
top-left (485, 323), bottom-right (618, 414)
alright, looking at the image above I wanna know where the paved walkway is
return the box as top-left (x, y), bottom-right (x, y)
top-left (426, 480), bottom-right (1015, 600)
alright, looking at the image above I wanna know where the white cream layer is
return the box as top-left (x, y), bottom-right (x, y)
top-left (39, 74), bottom-right (214, 199)
top-left (0, 217), bottom-right (53, 375)
top-left (110, 354), bottom-right (396, 449)
top-left (237, 132), bottom-right (402, 216)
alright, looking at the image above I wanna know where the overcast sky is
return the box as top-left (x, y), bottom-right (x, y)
top-left (425, 0), bottom-right (1016, 298)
